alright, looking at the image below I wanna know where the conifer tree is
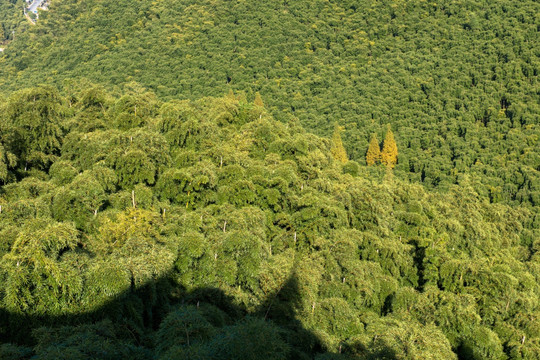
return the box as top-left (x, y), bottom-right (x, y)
top-left (366, 133), bottom-right (381, 166)
top-left (330, 124), bottom-right (348, 164)
top-left (226, 88), bottom-right (235, 100)
top-left (254, 92), bottom-right (264, 107)
top-left (381, 127), bottom-right (398, 168)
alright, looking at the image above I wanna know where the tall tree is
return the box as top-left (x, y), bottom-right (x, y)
top-left (366, 133), bottom-right (381, 166)
top-left (254, 92), bottom-right (264, 108)
top-left (381, 127), bottom-right (398, 168)
top-left (330, 124), bottom-right (347, 164)
top-left (2, 86), bottom-right (64, 169)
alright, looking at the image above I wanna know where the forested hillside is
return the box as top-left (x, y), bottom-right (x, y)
top-left (0, 85), bottom-right (538, 359)
top-left (0, 0), bottom-right (538, 204)
top-left (0, 0), bottom-right (27, 43)
top-left (0, 0), bottom-right (539, 358)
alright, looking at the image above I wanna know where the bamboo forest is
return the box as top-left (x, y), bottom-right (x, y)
top-left (0, 0), bottom-right (539, 359)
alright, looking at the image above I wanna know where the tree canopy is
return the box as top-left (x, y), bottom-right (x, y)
top-left (0, 0), bottom-right (538, 207)
top-left (0, 0), bottom-right (538, 358)
top-left (0, 87), bottom-right (537, 359)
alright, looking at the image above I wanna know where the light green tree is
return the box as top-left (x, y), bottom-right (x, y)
top-left (330, 124), bottom-right (348, 164)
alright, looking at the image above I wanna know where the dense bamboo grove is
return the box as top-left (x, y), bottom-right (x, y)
top-left (0, 0), bottom-right (538, 205)
top-left (0, 0), bottom-right (539, 359)
top-left (0, 0), bottom-right (27, 43)
top-left (0, 86), bottom-right (537, 359)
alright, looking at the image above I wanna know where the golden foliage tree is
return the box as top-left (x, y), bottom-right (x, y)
top-left (381, 127), bottom-right (398, 168)
top-left (366, 133), bottom-right (381, 166)
top-left (330, 124), bottom-right (348, 164)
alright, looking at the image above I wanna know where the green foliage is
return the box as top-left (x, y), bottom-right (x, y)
top-left (0, 89), bottom-right (537, 359)
top-left (52, 171), bottom-right (106, 229)
top-left (1, 220), bottom-right (82, 315)
top-left (0, 0), bottom-right (27, 43)
top-left (1, 0), bottom-right (538, 205)
top-left (253, 92), bottom-right (264, 108)
top-left (206, 317), bottom-right (290, 360)
top-left (0, 0), bottom-right (536, 355)
top-left (0, 343), bottom-right (33, 360)
top-left (156, 306), bottom-right (216, 355)
top-left (0, 86), bottom-right (65, 170)
top-left (350, 315), bottom-right (458, 359)
top-left (108, 84), bottom-right (159, 130)
top-left (342, 160), bottom-right (359, 177)
top-left (0, 142), bottom-right (17, 183)
top-left (32, 320), bottom-right (151, 360)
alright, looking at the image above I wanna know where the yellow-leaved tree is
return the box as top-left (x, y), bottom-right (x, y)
top-left (330, 124), bottom-right (348, 164)
top-left (366, 133), bottom-right (381, 166)
top-left (381, 127), bottom-right (398, 168)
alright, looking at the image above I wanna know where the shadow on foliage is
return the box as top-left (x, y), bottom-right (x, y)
top-left (0, 270), bottom-right (397, 359)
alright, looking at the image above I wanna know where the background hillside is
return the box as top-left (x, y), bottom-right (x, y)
top-left (0, 0), bottom-right (27, 43)
top-left (0, 0), bottom-right (538, 205)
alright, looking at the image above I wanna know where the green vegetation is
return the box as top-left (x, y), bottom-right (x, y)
top-left (0, 0), bottom-right (27, 43)
top-left (0, 86), bottom-right (538, 359)
top-left (0, 0), bottom-right (539, 358)
top-left (330, 124), bottom-right (348, 164)
top-left (1, 0), bottom-right (538, 205)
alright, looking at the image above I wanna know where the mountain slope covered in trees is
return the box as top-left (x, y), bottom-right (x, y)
top-left (0, 0), bottom-right (27, 43)
top-left (0, 0), bottom-right (538, 206)
top-left (0, 0), bottom-right (539, 358)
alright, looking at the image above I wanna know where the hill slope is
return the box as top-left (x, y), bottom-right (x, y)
top-left (0, 0), bottom-right (538, 205)
top-left (0, 0), bottom-right (539, 358)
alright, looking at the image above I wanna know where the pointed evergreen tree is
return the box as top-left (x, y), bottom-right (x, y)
top-left (254, 92), bottom-right (264, 107)
top-left (381, 127), bottom-right (398, 168)
top-left (366, 133), bottom-right (381, 166)
top-left (226, 88), bottom-right (235, 100)
top-left (330, 124), bottom-right (348, 164)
